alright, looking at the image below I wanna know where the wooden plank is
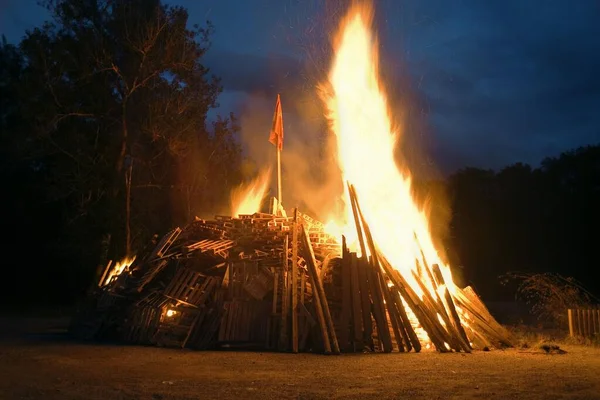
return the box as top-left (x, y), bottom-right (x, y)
top-left (349, 251), bottom-right (364, 351)
top-left (377, 270), bottom-right (404, 352)
top-left (291, 208), bottom-right (299, 353)
top-left (431, 264), bottom-right (471, 352)
top-left (339, 236), bottom-right (352, 351)
top-left (365, 260), bottom-right (393, 352)
top-left (98, 260), bottom-right (113, 287)
top-left (278, 235), bottom-right (289, 351)
top-left (357, 255), bottom-right (374, 350)
top-left (300, 224), bottom-right (336, 354)
top-left (389, 286), bottom-right (420, 352)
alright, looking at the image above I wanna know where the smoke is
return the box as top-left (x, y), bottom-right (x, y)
top-left (237, 89), bottom-right (345, 221)
top-left (232, 0), bottom-right (452, 265)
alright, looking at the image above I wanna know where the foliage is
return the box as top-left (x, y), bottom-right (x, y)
top-left (501, 272), bottom-right (598, 328)
top-left (445, 145), bottom-right (600, 300)
top-left (1, 0), bottom-right (243, 305)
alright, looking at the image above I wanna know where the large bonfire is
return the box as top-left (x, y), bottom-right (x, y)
top-left (71, 1), bottom-right (513, 354)
top-left (321, 3), bottom-right (456, 301)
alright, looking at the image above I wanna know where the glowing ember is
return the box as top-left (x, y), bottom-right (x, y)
top-left (103, 255), bottom-right (136, 286)
top-left (320, 2), bottom-right (463, 331)
top-left (230, 168), bottom-right (271, 217)
top-left (165, 309), bottom-right (178, 318)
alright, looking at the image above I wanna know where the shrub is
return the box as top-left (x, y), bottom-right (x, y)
top-left (501, 272), bottom-right (598, 328)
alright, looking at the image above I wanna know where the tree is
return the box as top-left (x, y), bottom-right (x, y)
top-left (2, 0), bottom-right (243, 304)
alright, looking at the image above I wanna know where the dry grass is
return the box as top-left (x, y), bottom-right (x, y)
top-left (507, 324), bottom-right (600, 355)
top-left (1, 316), bottom-right (600, 400)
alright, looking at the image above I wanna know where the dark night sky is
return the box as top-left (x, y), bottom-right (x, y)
top-left (2, 0), bottom-right (599, 173)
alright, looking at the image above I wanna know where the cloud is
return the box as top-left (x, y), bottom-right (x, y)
top-left (402, 0), bottom-right (600, 170)
top-left (201, 0), bottom-right (600, 173)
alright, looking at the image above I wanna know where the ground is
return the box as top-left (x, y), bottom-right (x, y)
top-left (1, 316), bottom-right (599, 400)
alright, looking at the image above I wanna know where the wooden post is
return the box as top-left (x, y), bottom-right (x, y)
top-left (389, 286), bottom-right (421, 352)
top-left (279, 236), bottom-right (289, 350)
top-left (340, 236), bottom-right (352, 351)
top-left (357, 255), bottom-right (374, 350)
top-left (277, 147), bottom-right (282, 208)
top-left (349, 251), bottom-right (364, 351)
top-left (301, 224), bottom-right (340, 354)
top-left (291, 208), bottom-right (299, 353)
top-left (377, 271), bottom-right (405, 352)
top-left (365, 261), bottom-right (393, 352)
top-left (568, 309), bottom-right (574, 337)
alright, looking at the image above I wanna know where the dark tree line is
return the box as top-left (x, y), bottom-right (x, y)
top-left (442, 145), bottom-right (600, 301)
top-left (1, 0), bottom-right (243, 306)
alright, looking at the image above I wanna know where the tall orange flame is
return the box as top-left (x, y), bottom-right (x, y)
top-left (230, 168), bottom-right (272, 217)
top-left (320, 3), bottom-right (456, 297)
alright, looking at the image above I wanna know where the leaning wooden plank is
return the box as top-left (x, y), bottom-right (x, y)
top-left (388, 285), bottom-right (420, 352)
top-left (348, 250), bottom-right (364, 351)
top-left (339, 236), bottom-right (352, 351)
top-left (432, 264), bottom-right (471, 351)
top-left (300, 224), bottom-right (337, 354)
top-left (291, 209), bottom-right (299, 353)
top-left (304, 224), bottom-right (340, 354)
top-left (98, 260), bottom-right (113, 287)
top-left (377, 270), bottom-right (405, 352)
top-left (278, 236), bottom-right (289, 351)
top-left (356, 254), bottom-right (374, 350)
top-left (365, 260), bottom-right (393, 352)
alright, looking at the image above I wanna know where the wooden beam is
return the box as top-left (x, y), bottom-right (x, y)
top-left (291, 208), bottom-right (299, 353)
top-left (348, 250), bottom-right (364, 351)
top-left (300, 224), bottom-right (340, 354)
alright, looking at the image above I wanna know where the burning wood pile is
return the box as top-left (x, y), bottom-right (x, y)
top-left (70, 186), bottom-right (513, 354)
top-left (72, 2), bottom-right (514, 354)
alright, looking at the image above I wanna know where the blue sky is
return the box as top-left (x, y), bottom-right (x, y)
top-left (2, 0), bottom-right (599, 173)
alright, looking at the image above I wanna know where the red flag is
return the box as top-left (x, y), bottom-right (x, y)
top-left (268, 94), bottom-right (284, 150)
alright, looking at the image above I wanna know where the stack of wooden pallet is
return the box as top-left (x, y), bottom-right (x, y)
top-left (70, 192), bottom-right (513, 354)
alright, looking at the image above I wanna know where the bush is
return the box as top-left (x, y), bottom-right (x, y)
top-left (501, 272), bottom-right (598, 328)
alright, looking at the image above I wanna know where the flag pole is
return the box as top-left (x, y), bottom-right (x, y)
top-left (268, 93), bottom-right (284, 214)
top-left (277, 144), bottom-right (282, 207)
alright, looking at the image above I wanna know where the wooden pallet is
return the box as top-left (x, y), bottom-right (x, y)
top-left (163, 267), bottom-right (219, 307)
top-left (147, 227), bottom-right (182, 261)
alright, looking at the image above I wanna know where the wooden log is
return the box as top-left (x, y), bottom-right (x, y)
top-left (301, 224), bottom-right (340, 354)
top-left (291, 208), bottom-right (299, 353)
